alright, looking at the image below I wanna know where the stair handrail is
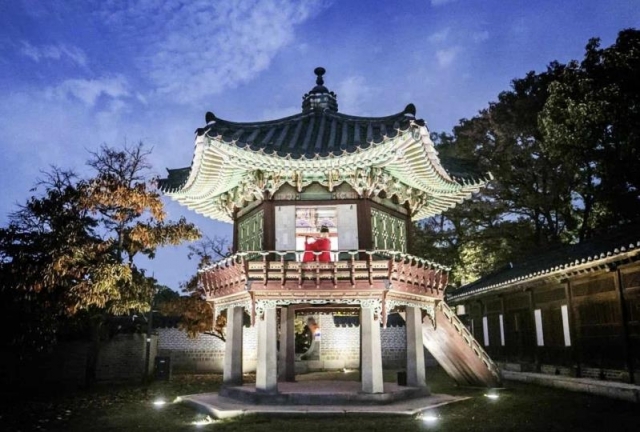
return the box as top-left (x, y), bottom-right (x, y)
top-left (439, 301), bottom-right (501, 380)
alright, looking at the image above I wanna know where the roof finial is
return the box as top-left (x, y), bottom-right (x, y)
top-left (302, 67), bottom-right (338, 112)
top-left (314, 67), bottom-right (325, 86)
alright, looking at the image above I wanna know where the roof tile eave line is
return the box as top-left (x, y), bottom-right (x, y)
top-left (209, 109), bottom-right (410, 130)
top-left (453, 243), bottom-right (640, 297)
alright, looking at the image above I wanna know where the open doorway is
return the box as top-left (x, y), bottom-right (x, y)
top-left (295, 206), bottom-right (338, 253)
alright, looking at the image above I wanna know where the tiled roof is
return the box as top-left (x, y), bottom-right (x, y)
top-left (157, 68), bottom-right (491, 222)
top-left (448, 223), bottom-right (640, 300)
top-left (158, 107), bottom-right (486, 191)
top-left (196, 106), bottom-right (420, 159)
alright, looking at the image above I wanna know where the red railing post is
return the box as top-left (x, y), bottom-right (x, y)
top-left (350, 252), bottom-right (356, 288)
top-left (280, 252), bottom-right (286, 288)
top-left (263, 252), bottom-right (268, 282)
top-left (367, 251), bottom-right (373, 288)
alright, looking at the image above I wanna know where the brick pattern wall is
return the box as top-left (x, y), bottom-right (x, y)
top-left (155, 315), bottom-right (410, 372)
top-left (381, 323), bottom-right (407, 368)
top-left (157, 327), bottom-right (257, 373)
top-left (1, 334), bottom-right (158, 388)
top-left (97, 333), bottom-right (156, 381)
top-left (318, 315), bottom-right (362, 369)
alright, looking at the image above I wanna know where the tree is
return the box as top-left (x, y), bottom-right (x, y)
top-left (415, 29), bottom-right (640, 287)
top-left (0, 142), bottom-right (200, 384)
top-left (81, 142), bottom-right (200, 382)
top-left (540, 29), bottom-right (640, 239)
top-left (413, 65), bottom-right (571, 285)
top-left (0, 168), bottom-right (128, 357)
top-left (158, 235), bottom-right (233, 341)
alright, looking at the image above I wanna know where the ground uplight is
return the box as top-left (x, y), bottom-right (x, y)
top-left (418, 412), bottom-right (439, 424)
top-left (153, 398), bottom-right (167, 407)
top-left (192, 415), bottom-right (216, 427)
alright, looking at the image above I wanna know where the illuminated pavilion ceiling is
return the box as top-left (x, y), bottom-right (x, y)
top-left (159, 69), bottom-right (491, 223)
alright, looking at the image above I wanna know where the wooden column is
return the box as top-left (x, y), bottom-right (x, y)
top-left (232, 208), bottom-right (239, 253)
top-left (499, 295), bottom-right (505, 358)
top-left (405, 211), bottom-right (413, 254)
top-left (360, 306), bottom-right (383, 393)
top-left (526, 288), bottom-right (540, 371)
top-left (262, 201), bottom-right (275, 251)
top-left (278, 306), bottom-right (296, 382)
top-left (614, 267), bottom-right (635, 383)
top-left (256, 307), bottom-right (278, 393)
top-left (406, 306), bottom-right (427, 388)
top-left (563, 279), bottom-right (581, 376)
top-left (223, 306), bottom-right (244, 385)
top-left (357, 199), bottom-right (373, 253)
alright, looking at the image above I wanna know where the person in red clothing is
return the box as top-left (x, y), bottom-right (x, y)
top-left (302, 225), bottom-right (332, 262)
top-left (302, 234), bottom-right (316, 262)
top-left (314, 225), bottom-right (332, 262)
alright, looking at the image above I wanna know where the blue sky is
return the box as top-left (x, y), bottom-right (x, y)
top-left (1, 0), bottom-right (638, 290)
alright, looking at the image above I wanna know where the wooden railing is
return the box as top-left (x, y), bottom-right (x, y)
top-left (199, 250), bottom-right (449, 299)
top-left (438, 300), bottom-right (501, 380)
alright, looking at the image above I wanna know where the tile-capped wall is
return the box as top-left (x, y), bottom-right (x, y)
top-left (157, 314), bottom-right (409, 372)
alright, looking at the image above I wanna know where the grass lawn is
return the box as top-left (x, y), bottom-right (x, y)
top-left (1, 367), bottom-right (637, 432)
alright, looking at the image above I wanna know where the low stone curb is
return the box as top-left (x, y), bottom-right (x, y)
top-left (502, 370), bottom-right (640, 403)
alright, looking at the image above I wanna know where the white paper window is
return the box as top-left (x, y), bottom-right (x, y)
top-left (499, 314), bottom-right (505, 346)
top-left (534, 309), bottom-right (544, 347)
top-left (336, 204), bottom-right (359, 252)
top-left (561, 305), bottom-right (572, 347)
top-left (482, 316), bottom-right (489, 346)
top-left (275, 205), bottom-right (296, 251)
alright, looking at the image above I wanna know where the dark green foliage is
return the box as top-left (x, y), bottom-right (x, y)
top-left (0, 143), bottom-right (200, 366)
top-left (413, 29), bottom-right (640, 286)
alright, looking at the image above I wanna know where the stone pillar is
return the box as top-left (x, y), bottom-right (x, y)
top-left (360, 306), bottom-right (384, 393)
top-left (223, 306), bottom-right (244, 386)
top-left (278, 306), bottom-right (296, 382)
top-left (256, 306), bottom-right (278, 393)
top-left (406, 306), bottom-right (427, 388)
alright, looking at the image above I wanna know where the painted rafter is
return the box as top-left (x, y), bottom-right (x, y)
top-left (163, 122), bottom-right (490, 223)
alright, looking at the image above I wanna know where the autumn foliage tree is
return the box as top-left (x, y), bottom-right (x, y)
top-left (0, 169), bottom-right (121, 355)
top-left (158, 235), bottom-right (232, 341)
top-left (0, 142), bottom-right (200, 382)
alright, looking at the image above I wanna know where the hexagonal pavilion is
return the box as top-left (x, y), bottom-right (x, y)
top-left (159, 68), bottom-right (500, 394)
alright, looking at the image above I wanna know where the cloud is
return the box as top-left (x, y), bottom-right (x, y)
top-left (98, 0), bottom-right (327, 104)
top-left (335, 76), bottom-right (375, 114)
top-left (436, 47), bottom-right (459, 68)
top-left (428, 28), bottom-right (451, 44)
top-left (431, 0), bottom-right (458, 6)
top-left (19, 41), bottom-right (88, 67)
top-left (44, 76), bottom-right (131, 107)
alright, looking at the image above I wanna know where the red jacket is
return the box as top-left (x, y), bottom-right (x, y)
top-left (313, 237), bottom-right (332, 262)
top-left (302, 237), bottom-right (332, 262)
top-left (302, 239), bottom-right (315, 262)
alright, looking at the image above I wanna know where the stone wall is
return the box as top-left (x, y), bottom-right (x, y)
top-left (0, 334), bottom-right (158, 388)
top-left (381, 321), bottom-right (409, 368)
top-left (157, 327), bottom-right (258, 373)
top-left (156, 314), bottom-right (411, 373)
top-left (317, 314), bottom-right (362, 370)
top-left (97, 333), bottom-right (157, 381)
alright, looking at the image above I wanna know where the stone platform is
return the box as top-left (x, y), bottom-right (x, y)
top-left (178, 380), bottom-right (468, 419)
